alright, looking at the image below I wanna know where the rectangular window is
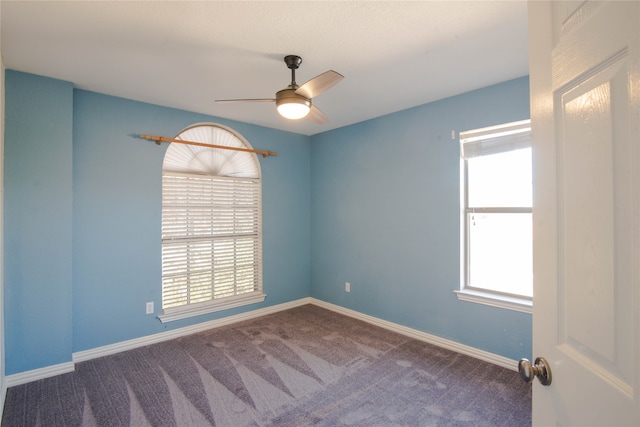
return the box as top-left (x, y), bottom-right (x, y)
top-left (457, 120), bottom-right (532, 312)
top-left (160, 172), bottom-right (264, 322)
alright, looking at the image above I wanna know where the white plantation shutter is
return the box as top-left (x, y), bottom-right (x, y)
top-left (160, 124), bottom-right (264, 322)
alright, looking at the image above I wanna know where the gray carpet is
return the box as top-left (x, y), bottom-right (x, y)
top-left (2, 304), bottom-right (531, 426)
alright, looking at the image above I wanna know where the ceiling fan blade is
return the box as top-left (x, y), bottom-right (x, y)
top-left (215, 98), bottom-right (275, 103)
top-left (307, 105), bottom-right (328, 125)
top-left (296, 70), bottom-right (344, 99)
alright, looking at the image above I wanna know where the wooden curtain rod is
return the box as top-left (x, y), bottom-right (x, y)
top-left (138, 135), bottom-right (278, 158)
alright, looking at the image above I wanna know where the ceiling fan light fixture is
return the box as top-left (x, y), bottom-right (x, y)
top-left (277, 101), bottom-right (310, 120)
top-left (276, 89), bottom-right (311, 120)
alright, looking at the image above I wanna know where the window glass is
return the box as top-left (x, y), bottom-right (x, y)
top-left (467, 212), bottom-right (533, 297)
top-left (467, 148), bottom-right (532, 208)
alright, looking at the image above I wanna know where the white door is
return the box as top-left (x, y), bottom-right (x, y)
top-left (529, 1), bottom-right (639, 425)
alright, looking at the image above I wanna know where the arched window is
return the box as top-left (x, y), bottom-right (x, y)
top-left (159, 124), bottom-right (264, 322)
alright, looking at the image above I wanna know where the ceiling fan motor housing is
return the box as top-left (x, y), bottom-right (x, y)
top-left (276, 88), bottom-right (310, 106)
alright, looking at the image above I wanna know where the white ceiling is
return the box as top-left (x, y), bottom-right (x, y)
top-left (1, 1), bottom-right (529, 136)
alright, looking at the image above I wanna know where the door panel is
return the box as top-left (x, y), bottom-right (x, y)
top-left (559, 58), bottom-right (634, 393)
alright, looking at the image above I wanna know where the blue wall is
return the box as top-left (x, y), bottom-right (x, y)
top-left (4, 70), bottom-right (531, 375)
top-left (310, 77), bottom-right (532, 361)
top-left (4, 71), bottom-right (74, 373)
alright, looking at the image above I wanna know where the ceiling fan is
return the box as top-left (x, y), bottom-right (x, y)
top-left (216, 55), bottom-right (344, 124)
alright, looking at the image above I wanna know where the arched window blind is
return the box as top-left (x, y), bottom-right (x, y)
top-left (160, 124), bottom-right (264, 323)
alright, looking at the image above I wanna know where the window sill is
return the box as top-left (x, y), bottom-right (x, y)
top-left (158, 292), bottom-right (266, 323)
top-left (454, 289), bottom-right (532, 314)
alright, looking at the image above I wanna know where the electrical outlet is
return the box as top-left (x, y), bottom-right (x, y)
top-left (146, 302), bottom-right (154, 314)
top-left (345, 282), bottom-right (351, 292)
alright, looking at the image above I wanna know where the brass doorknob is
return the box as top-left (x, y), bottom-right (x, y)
top-left (518, 357), bottom-right (552, 386)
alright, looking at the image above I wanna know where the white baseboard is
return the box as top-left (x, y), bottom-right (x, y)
top-left (73, 297), bottom-right (313, 363)
top-left (6, 296), bottom-right (517, 386)
top-left (308, 298), bottom-right (519, 372)
top-left (5, 361), bottom-right (75, 387)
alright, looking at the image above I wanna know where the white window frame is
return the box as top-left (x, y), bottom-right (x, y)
top-left (455, 119), bottom-right (533, 313)
top-left (159, 124), bottom-right (264, 323)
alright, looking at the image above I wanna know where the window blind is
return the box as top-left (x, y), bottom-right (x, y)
top-left (461, 119), bottom-right (531, 159)
top-left (161, 172), bottom-right (262, 312)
